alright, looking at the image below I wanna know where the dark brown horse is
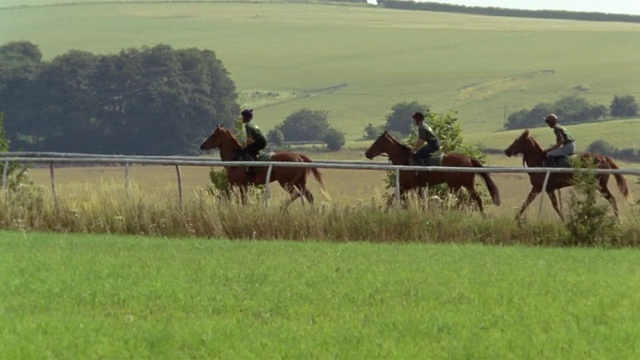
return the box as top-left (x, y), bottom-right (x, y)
top-left (504, 130), bottom-right (629, 220)
top-left (365, 131), bottom-right (501, 212)
top-left (199, 125), bottom-right (329, 206)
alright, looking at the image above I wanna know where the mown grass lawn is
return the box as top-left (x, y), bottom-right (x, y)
top-left (1, 231), bottom-right (640, 358)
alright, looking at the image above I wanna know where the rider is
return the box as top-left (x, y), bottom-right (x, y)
top-left (544, 113), bottom-right (576, 166)
top-left (411, 111), bottom-right (440, 164)
top-left (237, 109), bottom-right (268, 174)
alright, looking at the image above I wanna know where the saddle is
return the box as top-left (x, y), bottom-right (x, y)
top-left (235, 152), bottom-right (275, 175)
top-left (409, 153), bottom-right (444, 167)
top-left (545, 154), bottom-right (576, 168)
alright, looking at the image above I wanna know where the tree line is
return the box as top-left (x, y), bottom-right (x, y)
top-left (0, 41), bottom-right (352, 154)
top-left (587, 140), bottom-right (640, 163)
top-left (378, 1), bottom-right (640, 24)
top-left (0, 41), bottom-right (239, 155)
top-left (504, 95), bottom-right (639, 130)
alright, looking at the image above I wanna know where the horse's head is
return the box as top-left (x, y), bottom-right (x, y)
top-left (365, 131), bottom-right (391, 159)
top-left (199, 124), bottom-right (225, 151)
top-left (365, 131), bottom-right (410, 160)
top-left (504, 130), bottom-right (539, 157)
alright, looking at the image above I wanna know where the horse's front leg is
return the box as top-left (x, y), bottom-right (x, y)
top-left (516, 189), bottom-right (540, 220)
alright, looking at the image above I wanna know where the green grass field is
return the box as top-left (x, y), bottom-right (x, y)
top-left (2, 1), bottom-right (639, 142)
top-left (2, 231), bottom-right (640, 358)
top-left (468, 117), bottom-right (640, 150)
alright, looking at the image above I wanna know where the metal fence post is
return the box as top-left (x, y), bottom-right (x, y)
top-left (538, 170), bottom-right (551, 219)
top-left (264, 164), bottom-right (274, 207)
top-left (49, 162), bottom-right (57, 207)
top-left (124, 161), bottom-right (130, 198)
top-left (175, 165), bottom-right (183, 209)
top-left (394, 168), bottom-right (401, 205)
top-left (2, 159), bottom-right (8, 193)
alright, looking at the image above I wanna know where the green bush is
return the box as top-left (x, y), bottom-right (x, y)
top-left (564, 157), bottom-right (620, 247)
top-left (323, 127), bottom-right (346, 151)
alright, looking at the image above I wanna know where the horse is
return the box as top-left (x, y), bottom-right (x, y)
top-left (504, 130), bottom-right (629, 220)
top-left (364, 131), bottom-right (501, 212)
top-left (199, 124), bottom-right (329, 206)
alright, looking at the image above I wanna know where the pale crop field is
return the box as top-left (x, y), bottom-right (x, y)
top-left (1, 1), bottom-right (639, 141)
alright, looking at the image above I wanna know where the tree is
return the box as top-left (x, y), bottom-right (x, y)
top-left (587, 140), bottom-right (616, 155)
top-left (384, 101), bottom-right (428, 135)
top-left (267, 128), bottom-right (284, 148)
top-left (1, 43), bottom-right (240, 155)
top-left (323, 127), bottom-right (346, 151)
top-left (363, 123), bottom-right (384, 140)
top-left (276, 108), bottom-right (329, 142)
top-left (0, 41), bottom-right (43, 145)
top-left (610, 95), bottom-right (639, 118)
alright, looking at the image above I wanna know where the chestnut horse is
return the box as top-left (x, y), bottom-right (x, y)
top-left (199, 125), bottom-right (329, 206)
top-left (365, 131), bottom-right (501, 212)
top-left (504, 130), bottom-right (629, 220)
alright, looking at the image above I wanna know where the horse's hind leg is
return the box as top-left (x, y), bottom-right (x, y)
top-left (547, 190), bottom-right (565, 221)
top-left (281, 182), bottom-right (302, 210)
top-left (466, 186), bottom-right (484, 213)
top-left (599, 185), bottom-right (620, 219)
top-left (296, 184), bottom-right (315, 205)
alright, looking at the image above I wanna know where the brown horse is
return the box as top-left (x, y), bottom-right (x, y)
top-left (364, 131), bottom-right (501, 212)
top-left (199, 125), bottom-right (329, 206)
top-left (504, 130), bottom-right (629, 220)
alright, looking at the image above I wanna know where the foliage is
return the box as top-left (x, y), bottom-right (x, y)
top-left (363, 123), bottom-right (385, 140)
top-left (564, 157), bottom-right (620, 247)
top-left (384, 101), bottom-right (428, 135)
top-left (504, 95), bottom-right (609, 130)
top-left (275, 108), bottom-right (329, 142)
top-left (267, 128), bottom-right (285, 148)
top-left (610, 95), bottom-right (639, 118)
top-left (323, 127), bottom-right (346, 151)
top-left (586, 140), bottom-right (640, 162)
top-left (0, 112), bottom-right (33, 192)
top-left (379, 0), bottom-right (640, 23)
top-left (0, 41), bottom-right (240, 155)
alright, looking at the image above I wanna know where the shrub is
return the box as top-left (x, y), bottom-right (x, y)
top-left (323, 127), bottom-right (346, 151)
top-left (564, 157), bottom-right (620, 247)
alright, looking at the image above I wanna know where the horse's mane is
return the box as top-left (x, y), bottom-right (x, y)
top-left (521, 131), bottom-right (545, 154)
top-left (385, 132), bottom-right (412, 153)
top-left (221, 127), bottom-right (242, 148)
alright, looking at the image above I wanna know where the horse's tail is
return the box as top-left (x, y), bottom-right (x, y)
top-left (470, 158), bottom-right (501, 206)
top-left (605, 156), bottom-right (629, 198)
top-left (299, 154), bottom-right (331, 200)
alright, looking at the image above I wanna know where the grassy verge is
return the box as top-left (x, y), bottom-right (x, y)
top-left (2, 231), bottom-right (640, 358)
top-left (1, 181), bottom-right (638, 246)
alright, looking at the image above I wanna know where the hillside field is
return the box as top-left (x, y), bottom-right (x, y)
top-left (1, 1), bottom-right (640, 142)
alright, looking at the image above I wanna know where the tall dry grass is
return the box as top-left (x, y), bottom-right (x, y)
top-left (1, 180), bottom-right (638, 247)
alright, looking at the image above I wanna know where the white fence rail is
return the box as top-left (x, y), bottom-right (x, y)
top-left (0, 152), bottom-right (638, 211)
